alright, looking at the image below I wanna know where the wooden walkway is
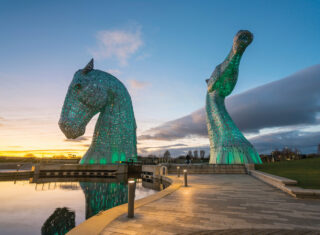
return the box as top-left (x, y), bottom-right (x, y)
top-left (102, 174), bottom-right (320, 234)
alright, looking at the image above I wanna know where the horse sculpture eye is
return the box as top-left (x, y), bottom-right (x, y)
top-left (75, 83), bottom-right (82, 90)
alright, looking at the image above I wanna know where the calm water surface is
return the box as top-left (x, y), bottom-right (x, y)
top-left (0, 178), bottom-right (162, 235)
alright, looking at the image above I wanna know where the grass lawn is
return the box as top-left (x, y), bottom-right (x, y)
top-left (255, 158), bottom-right (320, 189)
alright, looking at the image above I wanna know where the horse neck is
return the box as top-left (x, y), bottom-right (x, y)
top-left (89, 98), bottom-right (134, 153)
top-left (206, 92), bottom-right (239, 136)
top-left (90, 105), bottom-right (115, 150)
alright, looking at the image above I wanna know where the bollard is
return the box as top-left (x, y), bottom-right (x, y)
top-left (128, 180), bottom-right (136, 218)
top-left (184, 169), bottom-right (188, 187)
top-left (177, 166), bottom-right (180, 177)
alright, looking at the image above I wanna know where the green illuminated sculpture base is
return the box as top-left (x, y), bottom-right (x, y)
top-left (205, 30), bottom-right (262, 164)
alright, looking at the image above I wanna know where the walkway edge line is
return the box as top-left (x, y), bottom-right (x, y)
top-left (66, 176), bottom-right (183, 235)
top-left (250, 170), bottom-right (320, 199)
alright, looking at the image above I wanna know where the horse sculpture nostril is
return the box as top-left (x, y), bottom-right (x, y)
top-left (59, 121), bottom-right (73, 136)
top-left (58, 122), bottom-right (64, 129)
top-left (58, 121), bottom-right (67, 131)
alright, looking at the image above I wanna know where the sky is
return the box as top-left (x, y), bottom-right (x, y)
top-left (0, 0), bottom-right (319, 157)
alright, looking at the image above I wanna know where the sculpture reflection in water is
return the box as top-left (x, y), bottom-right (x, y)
top-left (205, 30), bottom-right (262, 164)
top-left (41, 207), bottom-right (75, 235)
top-left (80, 181), bottom-right (128, 219)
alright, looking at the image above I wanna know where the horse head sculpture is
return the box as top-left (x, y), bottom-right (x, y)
top-left (59, 59), bottom-right (137, 164)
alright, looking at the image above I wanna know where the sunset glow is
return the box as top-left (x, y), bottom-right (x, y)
top-left (0, 1), bottom-right (319, 158)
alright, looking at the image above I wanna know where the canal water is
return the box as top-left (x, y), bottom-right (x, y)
top-left (0, 177), bottom-right (166, 235)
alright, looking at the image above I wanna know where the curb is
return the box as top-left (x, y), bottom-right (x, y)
top-left (250, 170), bottom-right (320, 199)
top-left (0, 170), bottom-right (33, 178)
top-left (67, 175), bottom-right (183, 235)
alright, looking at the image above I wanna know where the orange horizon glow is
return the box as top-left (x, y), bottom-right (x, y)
top-left (0, 149), bottom-right (85, 158)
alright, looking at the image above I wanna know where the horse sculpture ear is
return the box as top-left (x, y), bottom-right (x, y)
top-left (82, 58), bottom-right (94, 74)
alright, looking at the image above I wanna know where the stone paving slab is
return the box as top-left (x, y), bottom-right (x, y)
top-left (102, 174), bottom-right (320, 235)
top-left (182, 229), bottom-right (320, 234)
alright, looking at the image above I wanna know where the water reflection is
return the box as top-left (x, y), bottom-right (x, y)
top-left (142, 178), bottom-right (170, 191)
top-left (41, 207), bottom-right (75, 235)
top-left (0, 177), bottom-right (165, 235)
top-left (80, 181), bottom-right (128, 219)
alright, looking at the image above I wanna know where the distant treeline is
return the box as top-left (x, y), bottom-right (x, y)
top-left (137, 150), bottom-right (210, 165)
top-left (2, 147), bottom-right (318, 165)
top-left (139, 147), bottom-right (320, 165)
top-left (260, 147), bottom-right (320, 163)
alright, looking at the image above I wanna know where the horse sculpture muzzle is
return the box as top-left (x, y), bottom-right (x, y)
top-left (58, 119), bottom-right (85, 139)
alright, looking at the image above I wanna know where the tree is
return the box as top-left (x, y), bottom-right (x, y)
top-left (271, 147), bottom-right (300, 161)
top-left (53, 154), bottom-right (67, 159)
top-left (200, 150), bottom-right (205, 159)
top-left (163, 150), bottom-right (171, 163)
top-left (24, 153), bottom-right (36, 158)
top-left (193, 150), bottom-right (198, 159)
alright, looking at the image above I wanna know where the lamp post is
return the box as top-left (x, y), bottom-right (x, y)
top-left (183, 169), bottom-right (188, 187)
top-left (128, 180), bottom-right (136, 218)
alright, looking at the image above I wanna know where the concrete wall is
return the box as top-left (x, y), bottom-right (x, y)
top-left (33, 164), bottom-right (128, 178)
top-left (37, 164), bottom-right (126, 172)
top-left (165, 164), bottom-right (246, 174)
top-left (142, 165), bottom-right (160, 176)
top-left (142, 164), bottom-right (247, 176)
top-left (0, 171), bottom-right (33, 178)
top-left (0, 163), bottom-right (33, 170)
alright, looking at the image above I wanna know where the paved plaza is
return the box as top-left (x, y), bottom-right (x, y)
top-left (102, 174), bottom-right (320, 234)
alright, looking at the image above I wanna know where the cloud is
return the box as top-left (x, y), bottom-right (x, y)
top-left (139, 108), bottom-right (206, 141)
top-left (128, 79), bottom-right (150, 90)
top-left (91, 26), bottom-right (143, 66)
top-left (139, 143), bottom-right (187, 154)
top-left (250, 130), bottom-right (320, 154)
top-left (0, 116), bottom-right (4, 126)
top-left (140, 129), bottom-right (320, 156)
top-left (107, 69), bottom-right (122, 77)
top-left (138, 143), bottom-right (191, 155)
top-left (140, 145), bottom-right (210, 157)
top-left (139, 64), bottom-right (320, 141)
top-left (227, 64), bottom-right (320, 132)
top-left (140, 130), bottom-right (320, 156)
top-left (64, 136), bottom-right (89, 142)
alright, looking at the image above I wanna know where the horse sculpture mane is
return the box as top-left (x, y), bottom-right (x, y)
top-left (206, 30), bottom-right (262, 164)
top-left (59, 59), bottom-right (137, 164)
